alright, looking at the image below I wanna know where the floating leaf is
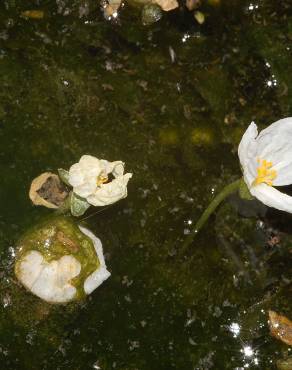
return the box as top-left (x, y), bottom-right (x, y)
top-left (70, 192), bottom-right (90, 217)
top-left (58, 168), bottom-right (70, 186)
top-left (269, 310), bottom-right (292, 346)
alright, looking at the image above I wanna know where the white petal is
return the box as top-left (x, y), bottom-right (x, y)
top-left (57, 255), bottom-right (81, 286)
top-left (69, 156), bottom-right (102, 184)
top-left (112, 162), bottom-right (125, 177)
top-left (68, 164), bottom-right (85, 187)
top-left (79, 226), bottom-right (111, 295)
top-left (256, 118), bottom-right (292, 160)
top-left (79, 155), bottom-right (101, 168)
top-left (257, 117), bottom-right (292, 138)
top-left (99, 160), bottom-right (125, 177)
top-left (250, 183), bottom-right (292, 213)
top-left (271, 152), bottom-right (292, 186)
top-left (253, 118), bottom-right (292, 186)
top-left (16, 251), bottom-right (44, 290)
top-left (73, 177), bottom-right (97, 198)
top-left (16, 251), bottom-right (82, 303)
top-left (238, 122), bottom-right (258, 169)
top-left (30, 260), bottom-right (59, 302)
top-left (87, 173), bottom-right (132, 206)
top-left (50, 285), bottom-right (77, 303)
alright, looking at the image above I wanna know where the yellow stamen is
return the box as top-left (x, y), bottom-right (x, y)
top-left (96, 172), bottom-right (108, 186)
top-left (252, 158), bottom-right (277, 186)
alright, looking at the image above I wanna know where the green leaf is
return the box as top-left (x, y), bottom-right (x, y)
top-left (56, 193), bottom-right (71, 215)
top-left (239, 179), bottom-right (254, 200)
top-left (58, 168), bottom-right (70, 186)
top-left (70, 192), bottom-right (90, 217)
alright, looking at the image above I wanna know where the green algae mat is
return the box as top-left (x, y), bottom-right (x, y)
top-left (0, 0), bottom-right (291, 369)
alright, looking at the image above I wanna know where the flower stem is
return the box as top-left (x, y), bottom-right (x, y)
top-left (180, 179), bottom-right (242, 253)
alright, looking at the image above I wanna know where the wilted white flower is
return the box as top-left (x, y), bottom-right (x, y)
top-left (238, 117), bottom-right (292, 212)
top-left (68, 155), bottom-right (132, 207)
top-left (15, 223), bottom-right (110, 304)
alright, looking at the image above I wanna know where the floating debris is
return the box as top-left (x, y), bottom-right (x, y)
top-left (269, 310), bottom-right (292, 346)
top-left (102, 0), bottom-right (122, 20)
top-left (153, 0), bottom-right (178, 11)
top-left (21, 10), bottom-right (44, 19)
top-left (186, 0), bottom-right (201, 11)
top-left (29, 172), bottom-right (68, 209)
top-left (15, 217), bottom-right (111, 303)
top-left (194, 10), bottom-right (205, 24)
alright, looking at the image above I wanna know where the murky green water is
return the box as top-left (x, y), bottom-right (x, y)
top-left (0, 0), bottom-right (291, 369)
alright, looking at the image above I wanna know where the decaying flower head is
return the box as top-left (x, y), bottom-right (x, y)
top-left (15, 218), bottom-right (110, 304)
top-left (68, 155), bottom-right (132, 207)
top-left (29, 172), bottom-right (68, 209)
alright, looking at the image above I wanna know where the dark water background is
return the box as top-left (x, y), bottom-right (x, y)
top-left (0, 0), bottom-right (291, 369)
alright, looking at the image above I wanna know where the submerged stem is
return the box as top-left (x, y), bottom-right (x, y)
top-left (181, 179), bottom-right (242, 253)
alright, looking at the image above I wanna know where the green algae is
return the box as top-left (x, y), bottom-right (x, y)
top-left (0, 0), bottom-right (291, 369)
top-left (15, 217), bottom-right (100, 298)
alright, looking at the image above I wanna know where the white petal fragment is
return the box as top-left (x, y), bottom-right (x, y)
top-left (250, 183), bottom-right (292, 213)
top-left (238, 121), bottom-right (258, 169)
top-left (87, 173), bottom-right (133, 206)
top-left (16, 251), bottom-right (81, 303)
top-left (17, 250), bottom-right (44, 289)
top-left (79, 226), bottom-right (111, 295)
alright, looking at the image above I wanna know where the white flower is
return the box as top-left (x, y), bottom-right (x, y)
top-left (15, 226), bottom-right (110, 304)
top-left (238, 117), bottom-right (292, 213)
top-left (68, 155), bottom-right (132, 207)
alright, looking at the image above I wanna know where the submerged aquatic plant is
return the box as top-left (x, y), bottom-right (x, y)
top-left (183, 117), bottom-right (292, 250)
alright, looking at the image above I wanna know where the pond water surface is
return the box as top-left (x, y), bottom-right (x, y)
top-left (0, 0), bottom-right (291, 369)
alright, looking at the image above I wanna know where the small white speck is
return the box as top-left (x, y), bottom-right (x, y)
top-left (229, 322), bottom-right (240, 337)
top-left (242, 345), bottom-right (254, 357)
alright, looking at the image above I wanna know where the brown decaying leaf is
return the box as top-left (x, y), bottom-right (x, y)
top-left (56, 231), bottom-right (79, 253)
top-left (186, 0), bottom-right (201, 11)
top-left (29, 172), bottom-right (68, 209)
top-left (269, 310), bottom-right (292, 346)
top-left (21, 10), bottom-right (44, 19)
